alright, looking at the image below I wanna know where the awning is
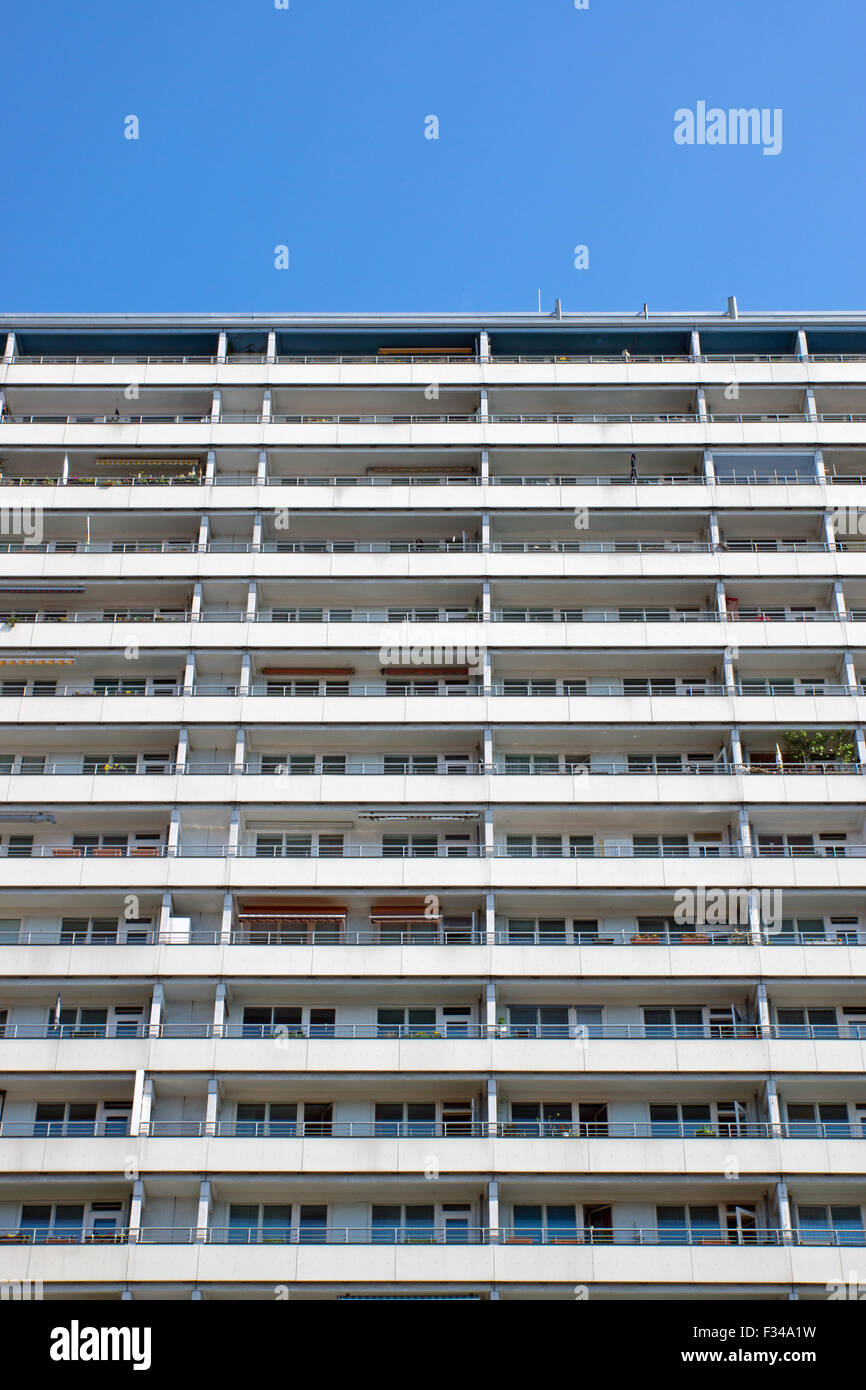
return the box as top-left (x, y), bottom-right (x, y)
top-left (0, 587), bottom-right (85, 594)
top-left (376, 347), bottom-right (473, 357)
top-left (239, 900), bottom-right (347, 923)
top-left (0, 657), bottom-right (76, 666)
top-left (365, 464), bottom-right (477, 474)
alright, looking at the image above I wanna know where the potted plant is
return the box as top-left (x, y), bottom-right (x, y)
top-left (782, 729), bottom-right (855, 772)
top-left (630, 933), bottom-right (661, 945)
top-left (680, 933), bottom-right (710, 945)
top-left (729, 929), bottom-right (752, 944)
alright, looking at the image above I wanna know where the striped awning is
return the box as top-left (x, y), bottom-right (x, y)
top-left (239, 900), bottom-right (347, 923)
top-left (370, 900), bottom-right (440, 923)
top-left (98, 457), bottom-right (202, 469)
top-left (0, 587), bottom-right (85, 594)
top-left (0, 657), bottom-right (76, 666)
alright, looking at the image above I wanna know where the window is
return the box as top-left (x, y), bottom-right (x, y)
top-left (786, 1103), bottom-right (850, 1138)
top-left (512, 1204), bottom-right (577, 1244)
top-left (34, 1103), bottom-right (97, 1137)
top-left (657, 1205), bottom-right (721, 1244)
top-left (372, 1204), bottom-right (435, 1244)
top-left (53, 1007), bottom-right (108, 1039)
top-left (373, 1102), bottom-right (436, 1137)
top-left (508, 1006), bottom-right (573, 1039)
top-left (643, 1007), bottom-right (704, 1039)
top-left (510, 1102), bottom-right (573, 1136)
top-left (797, 1205), bottom-right (863, 1245)
top-left (776, 1007), bottom-right (838, 1039)
top-left (376, 1007), bottom-right (438, 1038)
top-left (228, 1204), bottom-right (293, 1244)
top-left (382, 835), bottom-right (437, 858)
top-left (20, 1204), bottom-right (84, 1244)
top-left (649, 1103), bottom-right (712, 1137)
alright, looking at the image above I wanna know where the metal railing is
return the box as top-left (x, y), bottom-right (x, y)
top-left (3, 1022), bottom-right (864, 1042)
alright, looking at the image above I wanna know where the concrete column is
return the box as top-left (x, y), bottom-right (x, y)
top-left (690, 329), bottom-right (701, 358)
top-left (748, 890), bottom-right (763, 946)
top-left (228, 806), bottom-right (240, 856)
top-left (814, 449), bottom-right (826, 483)
top-left (220, 892), bottom-right (234, 945)
top-left (696, 387), bottom-right (708, 422)
top-left (128, 1179), bottom-right (144, 1241)
top-left (480, 449), bottom-right (490, 484)
top-left (206, 1079), bottom-right (219, 1136)
top-left (486, 1078), bottom-right (498, 1134)
top-left (158, 891), bottom-right (173, 940)
top-left (833, 580), bottom-right (847, 619)
top-left (167, 808), bottom-right (181, 856)
top-left (737, 807), bottom-right (753, 854)
top-left (487, 1179), bottom-right (500, 1243)
top-left (481, 512), bottom-right (491, 551)
top-left (256, 449), bottom-right (267, 485)
top-left (252, 513), bottom-right (263, 551)
top-left (715, 580), bottom-right (727, 619)
top-left (702, 450), bottom-right (715, 485)
top-left (479, 388), bottom-right (488, 423)
top-left (246, 581), bottom-right (257, 621)
top-left (486, 982), bottom-right (497, 1035)
top-left (140, 1078), bottom-right (153, 1131)
top-left (483, 807), bottom-right (494, 857)
top-left (483, 727), bottom-right (493, 771)
top-left (217, 330), bottom-right (228, 364)
top-left (210, 388), bottom-right (221, 423)
top-left (805, 387), bottom-right (818, 422)
top-left (484, 890), bottom-right (496, 946)
top-left (842, 651), bottom-right (858, 691)
top-left (729, 727), bottom-right (743, 769)
top-left (823, 511), bottom-right (838, 551)
top-left (482, 648), bottom-right (492, 694)
top-left (3, 332), bottom-right (16, 362)
top-left (197, 515), bottom-right (210, 551)
top-left (267, 330), bottom-right (277, 361)
top-left (234, 727), bottom-right (246, 774)
top-left (855, 729), bottom-right (866, 768)
top-left (478, 330), bottom-right (490, 362)
top-left (176, 728), bottom-right (189, 774)
top-left (148, 983), bottom-right (164, 1037)
top-left (131, 1068), bottom-right (146, 1133)
top-left (196, 1180), bottom-right (212, 1242)
top-left (262, 388), bottom-right (272, 423)
top-left (190, 582), bottom-right (203, 621)
top-left (708, 512), bottom-right (720, 549)
top-left (182, 652), bottom-right (196, 695)
top-left (765, 1074), bottom-right (781, 1127)
top-left (723, 648), bottom-right (737, 694)
top-left (213, 983), bottom-right (226, 1037)
top-left (796, 329), bottom-right (809, 360)
top-left (775, 1179), bottom-right (794, 1243)
top-left (205, 449), bottom-right (216, 484)
top-left (482, 580), bottom-right (491, 621)
top-left (757, 982), bottom-right (772, 1037)
top-left (239, 652), bottom-right (252, 696)
top-left (61, 452), bottom-right (70, 485)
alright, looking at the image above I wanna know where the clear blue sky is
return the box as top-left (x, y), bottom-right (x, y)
top-left (2, 0), bottom-right (863, 313)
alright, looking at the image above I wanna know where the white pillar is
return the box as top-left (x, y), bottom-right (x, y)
top-left (128, 1179), bottom-right (144, 1241)
top-left (723, 648), bottom-right (737, 694)
top-left (234, 727), bottom-right (246, 773)
top-left (814, 449), bottom-right (826, 483)
top-left (824, 511), bottom-right (838, 551)
top-left (737, 807), bottom-right (752, 854)
top-left (842, 651), bottom-right (858, 692)
top-left (487, 1179), bottom-right (500, 1243)
top-left (246, 581), bottom-right (257, 621)
top-left (796, 329), bottom-right (808, 360)
top-left (482, 580), bottom-right (491, 622)
top-left (239, 652), bottom-right (252, 696)
top-left (149, 983), bottom-right (164, 1037)
top-left (206, 1078), bottom-right (219, 1136)
top-left (262, 388), bottom-right (272, 424)
top-left (485, 890), bottom-right (496, 946)
top-left (190, 582), bottom-right (203, 621)
top-left (483, 807), bottom-right (494, 858)
top-left (217, 330), bottom-right (228, 364)
top-left (730, 726), bottom-right (743, 769)
top-left (267, 330), bottom-right (277, 361)
top-left (708, 512), bottom-right (720, 550)
top-left (197, 515), bottom-right (210, 551)
top-left (140, 1078), bottom-right (153, 1131)
top-left (220, 892), bottom-right (233, 945)
top-left (703, 450), bottom-right (715, 485)
top-left (696, 387), bottom-right (708, 422)
top-left (480, 449), bottom-right (490, 485)
top-left (805, 387), bottom-right (818, 422)
top-left (158, 890), bottom-right (173, 941)
top-left (210, 388), bottom-right (221, 423)
top-left (228, 806), bottom-right (240, 856)
top-left (715, 580), bottom-right (727, 619)
top-left (252, 513), bottom-right (263, 551)
top-left (196, 1180), bottom-right (212, 1242)
top-left (167, 808), bottom-right (181, 856)
top-left (3, 332), bottom-right (16, 363)
top-left (747, 890), bottom-right (762, 947)
top-left (131, 1068), bottom-right (146, 1134)
top-left (478, 330), bottom-right (490, 362)
top-left (833, 580), bottom-right (847, 619)
top-left (486, 982), bottom-right (497, 1035)
top-left (205, 450), bottom-right (216, 484)
top-left (855, 729), bottom-right (866, 768)
top-left (176, 728), bottom-right (189, 774)
top-left (757, 982), bottom-right (772, 1036)
top-left (482, 647), bottom-right (492, 694)
top-left (479, 388), bottom-right (488, 423)
top-left (765, 1074), bottom-right (781, 1127)
top-left (487, 1078), bottom-right (498, 1133)
top-left (483, 727), bottom-right (493, 771)
top-left (183, 652), bottom-right (196, 694)
top-left (481, 512), bottom-right (491, 550)
top-left (213, 982), bottom-right (226, 1037)
top-left (775, 1178), bottom-right (793, 1243)
top-left (256, 449), bottom-right (267, 485)
top-left (61, 452), bottom-right (70, 485)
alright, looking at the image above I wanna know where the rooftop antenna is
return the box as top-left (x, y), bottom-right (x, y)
top-left (641, 303), bottom-right (649, 318)
top-left (537, 290), bottom-right (542, 314)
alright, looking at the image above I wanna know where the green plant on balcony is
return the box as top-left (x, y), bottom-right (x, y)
top-left (781, 729), bottom-right (855, 768)
top-left (694, 1126), bottom-right (716, 1137)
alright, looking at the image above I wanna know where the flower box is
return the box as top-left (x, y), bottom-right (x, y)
top-left (630, 934), bottom-right (661, 945)
top-left (680, 934), bottom-right (710, 944)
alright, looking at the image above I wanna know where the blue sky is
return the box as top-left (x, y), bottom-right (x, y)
top-left (2, 0), bottom-right (863, 313)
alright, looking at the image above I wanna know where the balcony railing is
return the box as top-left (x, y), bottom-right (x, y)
top-left (3, 680), bottom-right (862, 698)
top-left (4, 842), bottom-right (865, 860)
top-left (97, 1119), bottom-right (866, 1141)
top-left (2, 1022), bottom-right (863, 1042)
top-left (1, 1224), bottom-right (861, 1247)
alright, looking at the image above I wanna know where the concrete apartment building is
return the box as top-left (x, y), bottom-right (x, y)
top-left (0, 309), bottom-right (864, 1300)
